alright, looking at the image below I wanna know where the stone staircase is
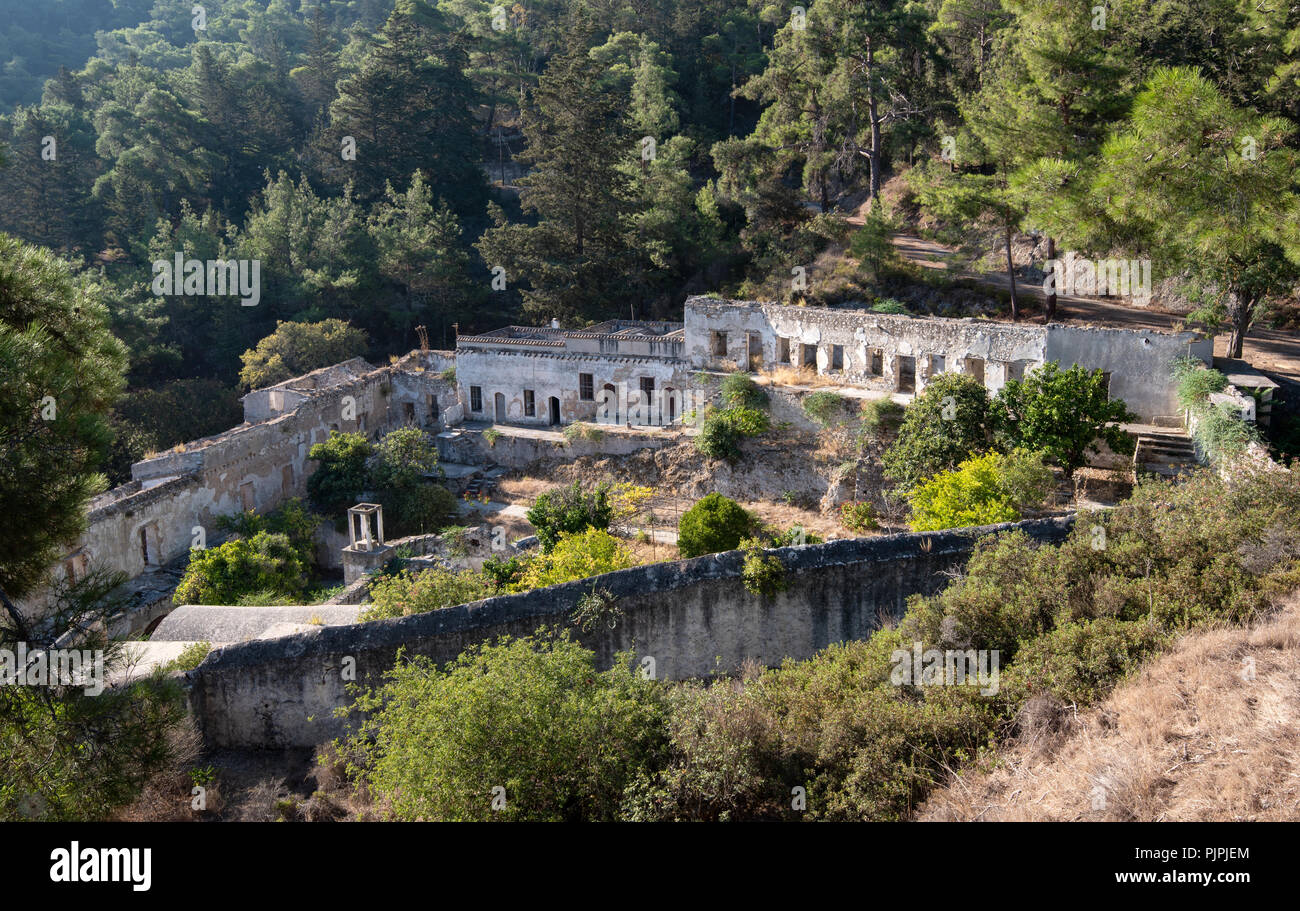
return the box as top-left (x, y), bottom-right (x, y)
top-left (1133, 430), bottom-right (1199, 478)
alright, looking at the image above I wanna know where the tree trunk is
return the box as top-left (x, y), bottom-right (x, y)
top-left (1227, 289), bottom-right (1255, 359)
top-left (1005, 224), bottom-right (1019, 321)
top-left (1044, 235), bottom-right (1057, 323)
top-left (866, 41), bottom-right (882, 202)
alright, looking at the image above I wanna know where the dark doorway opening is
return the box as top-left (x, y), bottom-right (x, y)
top-left (897, 356), bottom-right (916, 393)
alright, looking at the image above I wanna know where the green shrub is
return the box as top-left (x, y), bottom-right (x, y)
top-left (164, 640), bottom-right (212, 673)
top-left (765, 525), bottom-right (823, 547)
top-left (482, 555), bottom-right (527, 591)
top-left (361, 567), bottom-right (495, 621)
top-left (1171, 356), bottom-right (1228, 411)
top-left (908, 453), bottom-right (1021, 532)
top-left (721, 372), bottom-right (769, 409)
top-left (378, 483), bottom-right (459, 539)
top-left (678, 493), bottom-right (755, 558)
top-left (803, 391), bottom-right (846, 426)
top-left (871, 298), bottom-right (908, 314)
top-left (342, 633), bottom-right (667, 820)
top-left (1001, 619), bottom-right (1168, 706)
top-left (860, 397), bottom-right (905, 435)
top-left (993, 361), bottom-right (1137, 475)
top-left (695, 406), bottom-right (770, 460)
top-left (307, 431), bottom-right (373, 519)
top-left (571, 586), bottom-right (621, 632)
top-left (514, 528), bottom-right (636, 590)
top-left (526, 481), bottom-right (613, 553)
top-left (173, 531), bottom-right (308, 605)
top-left (217, 498), bottom-right (321, 566)
top-left (839, 501), bottom-right (879, 532)
top-left (239, 319), bottom-right (368, 390)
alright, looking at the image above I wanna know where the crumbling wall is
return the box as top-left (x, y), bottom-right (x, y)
top-left (188, 515), bottom-right (1076, 749)
top-left (24, 353), bottom-right (456, 625)
top-left (686, 297), bottom-right (1045, 395)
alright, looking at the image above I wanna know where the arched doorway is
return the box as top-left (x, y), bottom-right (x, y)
top-left (494, 392), bottom-right (505, 422)
top-left (548, 396), bottom-right (561, 426)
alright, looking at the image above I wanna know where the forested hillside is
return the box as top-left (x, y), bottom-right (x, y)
top-left (1, 0), bottom-right (1297, 480)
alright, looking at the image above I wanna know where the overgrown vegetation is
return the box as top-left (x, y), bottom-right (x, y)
top-left (678, 493), bottom-right (756, 558)
top-left (340, 468), bottom-right (1300, 820)
top-left (1170, 357), bottom-right (1262, 465)
top-left (340, 634), bottom-right (667, 821)
top-left (526, 481), bottom-right (614, 553)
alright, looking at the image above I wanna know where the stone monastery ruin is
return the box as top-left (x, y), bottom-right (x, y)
top-left (33, 297), bottom-right (1219, 641)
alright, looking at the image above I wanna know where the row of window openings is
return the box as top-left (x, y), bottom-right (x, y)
top-left (470, 375), bottom-right (658, 415)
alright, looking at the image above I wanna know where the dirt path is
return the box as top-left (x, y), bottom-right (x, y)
top-left (849, 213), bottom-right (1300, 382)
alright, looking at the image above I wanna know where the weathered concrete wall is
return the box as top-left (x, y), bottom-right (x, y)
top-left (189, 516), bottom-right (1075, 749)
top-left (436, 424), bottom-right (676, 469)
top-left (1043, 325), bottom-right (1206, 424)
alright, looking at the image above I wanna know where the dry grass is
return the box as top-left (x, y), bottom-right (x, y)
top-left (759, 366), bottom-right (844, 389)
top-left (918, 597), bottom-right (1300, 821)
top-left (742, 499), bottom-right (851, 541)
top-left (495, 475), bottom-right (553, 502)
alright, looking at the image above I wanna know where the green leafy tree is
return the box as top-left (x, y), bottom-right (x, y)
top-left (475, 34), bottom-right (636, 322)
top-left (908, 449), bottom-right (1052, 532)
top-left (318, 0), bottom-right (485, 212)
top-left (678, 493), bottom-right (755, 558)
top-left (368, 171), bottom-right (477, 333)
top-left (307, 431), bottom-right (373, 519)
top-left (882, 373), bottom-right (992, 489)
top-left (368, 427), bottom-right (453, 537)
top-left (344, 632), bottom-right (667, 820)
top-left (993, 362), bottom-right (1137, 476)
top-left (527, 481), bottom-right (614, 553)
top-left (1083, 67), bottom-right (1300, 357)
top-left (239, 319), bottom-right (368, 389)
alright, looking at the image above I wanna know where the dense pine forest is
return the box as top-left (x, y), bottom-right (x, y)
top-left (1, 0), bottom-right (1298, 480)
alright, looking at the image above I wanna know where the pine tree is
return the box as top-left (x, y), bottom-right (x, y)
top-left (322, 0), bottom-right (485, 213)
top-left (475, 34), bottom-right (636, 323)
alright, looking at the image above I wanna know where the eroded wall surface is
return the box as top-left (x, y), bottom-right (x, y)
top-left (26, 352), bottom-right (458, 627)
top-left (188, 516), bottom-right (1076, 749)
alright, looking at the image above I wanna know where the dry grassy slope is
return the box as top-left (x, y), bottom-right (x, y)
top-left (918, 598), bottom-right (1300, 822)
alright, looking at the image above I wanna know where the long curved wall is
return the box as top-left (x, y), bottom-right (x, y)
top-left (188, 516), bottom-right (1076, 749)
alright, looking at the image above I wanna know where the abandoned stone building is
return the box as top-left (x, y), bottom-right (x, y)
top-left (684, 297), bottom-right (1211, 423)
top-left (29, 295), bottom-right (1218, 632)
top-left (454, 296), bottom-right (1211, 429)
top-left (453, 318), bottom-right (692, 426)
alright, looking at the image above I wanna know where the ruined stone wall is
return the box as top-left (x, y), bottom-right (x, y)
top-left (685, 297), bottom-right (1046, 396)
top-left (25, 353), bottom-right (456, 625)
top-left (435, 425), bottom-right (676, 469)
top-left (188, 515), bottom-right (1076, 749)
top-left (685, 297), bottom-right (1201, 420)
top-left (455, 346), bottom-right (692, 426)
